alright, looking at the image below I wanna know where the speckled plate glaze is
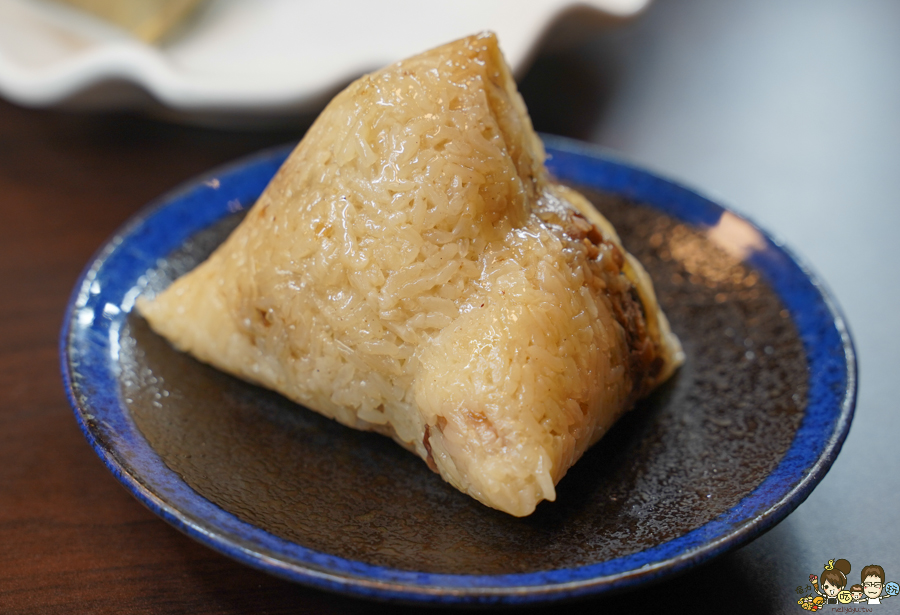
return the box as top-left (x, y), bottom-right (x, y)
top-left (61, 136), bottom-right (856, 605)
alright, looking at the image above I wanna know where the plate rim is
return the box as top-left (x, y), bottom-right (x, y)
top-left (60, 135), bottom-right (857, 605)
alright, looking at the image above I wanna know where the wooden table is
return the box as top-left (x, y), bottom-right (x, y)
top-left (3, 1), bottom-right (899, 613)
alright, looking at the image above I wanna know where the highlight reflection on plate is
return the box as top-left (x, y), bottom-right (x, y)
top-left (61, 136), bottom-right (855, 605)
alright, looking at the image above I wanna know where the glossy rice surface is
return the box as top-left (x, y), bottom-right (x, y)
top-left (137, 33), bottom-right (681, 516)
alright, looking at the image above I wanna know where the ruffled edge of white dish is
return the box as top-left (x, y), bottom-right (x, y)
top-left (0, 0), bottom-right (650, 121)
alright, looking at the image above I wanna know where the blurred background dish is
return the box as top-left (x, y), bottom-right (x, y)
top-left (49, 0), bottom-right (208, 43)
top-left (0, 0), bottom-right (650, 125)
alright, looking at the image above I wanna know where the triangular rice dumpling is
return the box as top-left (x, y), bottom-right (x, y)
top-left (138, 32), bottom-right (683, 517)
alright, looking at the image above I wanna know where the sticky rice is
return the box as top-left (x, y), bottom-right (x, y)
top-left (138, 32), bottom-right (683, 517)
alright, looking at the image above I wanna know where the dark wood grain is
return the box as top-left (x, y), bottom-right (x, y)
top-left (2, 0), bottom-right (899, 612)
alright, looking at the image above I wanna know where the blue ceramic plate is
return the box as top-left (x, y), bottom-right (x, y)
top-left (61, 136), bottom-right (856, 605)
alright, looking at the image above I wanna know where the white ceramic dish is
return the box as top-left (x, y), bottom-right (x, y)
top-left (0, 0), bottom-right (649, 123)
